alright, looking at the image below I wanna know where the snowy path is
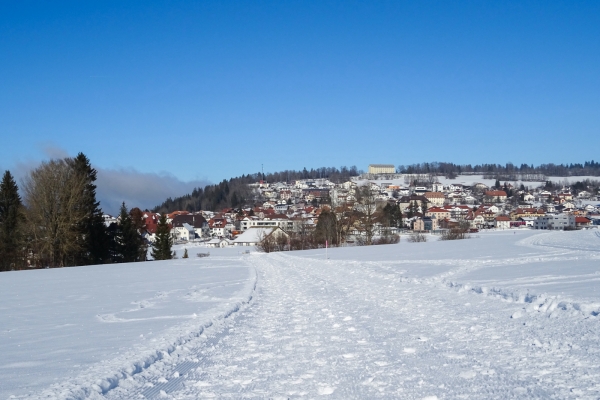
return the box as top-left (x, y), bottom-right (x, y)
top-left (103, 235), bottom-right (600, 399)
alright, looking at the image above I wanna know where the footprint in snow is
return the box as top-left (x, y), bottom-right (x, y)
top-left (403, 348), bottom-right (416, 354)
top-left (318, 386), bottom-right (335, 395)
top-left (459, 371), bottom-right (477, 379)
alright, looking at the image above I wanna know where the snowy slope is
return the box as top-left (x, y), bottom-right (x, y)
top-left (2, 230), bottom-right (600, 399)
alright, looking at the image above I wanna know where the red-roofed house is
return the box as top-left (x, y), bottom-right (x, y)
top-left (495, 215), bottom-right (511, 229)
top-left (575, 217), bottom-right (592, 228)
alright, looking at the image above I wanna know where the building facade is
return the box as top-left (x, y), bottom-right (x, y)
top-left (368, 164), bottom-right (396, 174)
top-left (534, 214), bottom-right (576, 230)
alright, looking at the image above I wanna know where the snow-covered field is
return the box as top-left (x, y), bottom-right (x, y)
top-left (2, 229), bottom-right (600, 399)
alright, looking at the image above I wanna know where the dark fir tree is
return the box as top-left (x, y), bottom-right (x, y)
top-left (0, 171), bottom-right (24, 271)
top-left (116, 202), bottom-right (143, 263)
top-left (151, 214), bottom-right (174, 260)
top-left (129, 207), bottom-right (148, 261)
top-left (382, 203), bottom-right (403, 228)
top-left (70, 153), bottom-right (109, 265)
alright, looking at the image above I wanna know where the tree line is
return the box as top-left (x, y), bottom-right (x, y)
top-left (0, 153), bottom-right (173, 272)
top-left (398, 160), bottom-right (600, 178)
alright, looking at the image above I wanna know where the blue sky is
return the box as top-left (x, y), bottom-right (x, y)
top-left (1, 1), bottom-right (599, 211)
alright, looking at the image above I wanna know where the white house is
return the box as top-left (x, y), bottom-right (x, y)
top-left (172, 222), bottom-right (195, 242)
top-left (205, 238), bottom-right (231, 248)
top-left (534, 214), bottom-right (576, 230)
top-left (494, 216), bottom-right (511, 229)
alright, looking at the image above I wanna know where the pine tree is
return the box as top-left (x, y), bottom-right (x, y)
top-left (0, 171), bottom-right (24, 271)
top-left (151, 214), bottom-right (174, 260)
top-left (70, 153), bottom-right (109, 265)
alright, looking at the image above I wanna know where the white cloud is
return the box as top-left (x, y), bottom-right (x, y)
top-left (96, 168), bottom-right (209, 215)
top-left (1, 144), bottom-right (209, 216)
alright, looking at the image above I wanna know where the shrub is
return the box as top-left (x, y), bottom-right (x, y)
top-left (408, 231), bottom-right (427, 242)
top-left (373, 234), bottom-right (400, 245)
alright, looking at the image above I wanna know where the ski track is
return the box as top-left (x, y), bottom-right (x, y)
top-left (100, 234), bottom-right (600, 399)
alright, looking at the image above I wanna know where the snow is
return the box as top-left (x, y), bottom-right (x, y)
top-left (0, 258), bottom-right (255, 399)
top-left (231, 227), bottom-right (276, 244)
top-left (356, 174), bottom-right (600, 188)
top-left (2, 229), bottom-right (600, 398)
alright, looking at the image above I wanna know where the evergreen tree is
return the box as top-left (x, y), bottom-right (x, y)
top-left (70, 153), bottom-right (109, 265)
top-left (0, 171), bottom-right (24, 271)
top-left (382, 203), bottom-right (403, 228)
top-left (116, 202), bottom-right (143, 263)
top-left (151, 214), bottom-right (174, 260)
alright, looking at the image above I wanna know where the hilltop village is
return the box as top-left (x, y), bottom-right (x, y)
top-left (104, 165), bottom-right (600, 248)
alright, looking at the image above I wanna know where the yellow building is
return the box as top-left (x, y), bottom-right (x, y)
top-left (368, 164), bottom-right (395, 174)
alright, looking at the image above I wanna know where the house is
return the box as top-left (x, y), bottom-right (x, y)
top-left (232, 227), bottom-right (289, 247)
top-left (484, 190), bottom-right (507, 203)
top-left (424, 192), bottom-right (445, 207)
top-left (171, 214), bottom-right (209, 239)
top-left (239, 215), bottom-right (294, 232)
top-left (413, 216), bottom-right (438, 232)
top-left (208, 217), bottom-right (228, 237)
top-left (103, 214), bottom-right (118, 227)
top-left (575, 217), bottom-right (592, 228)
top-left (534, 214), bottom-right (576, 230)
top-left (523, 193), bottom-right (535, 202)
top-left (166, 210), bottom-right (190, 224)
top-left (426, 207), bottom-right (450, 221)
top-left (557, 193), bottom-right (573, 202)
top-left (510, 207), bottom-right (545, 221)
top-left (443, 205), bottom-right (471, 220)
top-left (205, 238), bottom-right (231, 248)
top-left (274, 203), bottom-right (289, 213)
top-left (494, 216), bottom-right (511, 229)
top-left (519, 217), bottom-right (537, 227)
top-left (470, 213), bottom-right (486, 229)
top-left (172, 222), bottom-right (195, 242)
top-left (399, 195), bottom-right (429, 212)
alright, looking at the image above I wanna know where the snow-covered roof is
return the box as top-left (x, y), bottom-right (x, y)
top-left (232, 227), bottom-right (277, 244)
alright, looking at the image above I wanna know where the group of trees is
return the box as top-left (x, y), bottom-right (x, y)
top-left (398, 160), bottom-right (600, 179)
top-left (0, 153), bottom-right (173, 271)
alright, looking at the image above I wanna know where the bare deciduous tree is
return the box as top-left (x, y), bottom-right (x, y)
top-left (355, 185), bottom-right (377, 245)
top-left (23, 159), bottom-right (86, 267)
